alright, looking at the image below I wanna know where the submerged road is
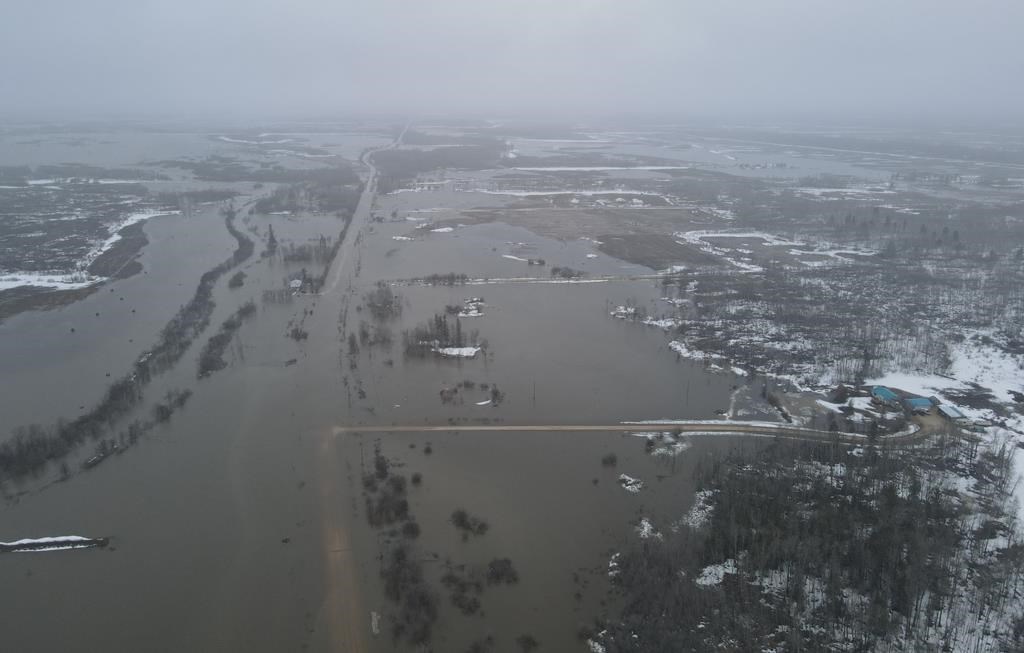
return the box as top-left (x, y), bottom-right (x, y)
top-left (325, 125), bottom-right (407, 295)
top-left (332, 420), bottom-right (931, 445)
top-left (312, 125), bottom-right (408, 653)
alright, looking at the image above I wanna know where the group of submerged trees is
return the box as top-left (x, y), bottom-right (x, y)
top-left (364, 440), bottom-right (524, 649)
top-left (363, 441), bottom-right (435, 645)
top-left (402, 313), bottom-right (479, 357)
top-left (197, 300), bottom-right (257, 378)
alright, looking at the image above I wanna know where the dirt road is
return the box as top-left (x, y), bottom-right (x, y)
top-left (313, 126), bottom-right (406, 652)
top-left (332, 419), bottom-right (930, 445)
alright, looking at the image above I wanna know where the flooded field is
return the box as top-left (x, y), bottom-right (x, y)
top-left (0, 205), bottom-right (237, 427)
top-left (3, 119), bottom-right (1022, 652)
top-left (0, 121), bottom-right (744, 652)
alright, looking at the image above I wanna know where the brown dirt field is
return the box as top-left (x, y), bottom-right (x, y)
top-left (458, 206), bottom-right (715, 242)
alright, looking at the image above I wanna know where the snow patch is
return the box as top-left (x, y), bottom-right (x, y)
top-left (695, 559), bottom-right (737, 587)
top-left (618, 474), bottom-right (644, 494)
top-left (678, 489), bottom-right (717, 530)
top-left (635, 517), bottom-right (663, 539)
top-left (607, 552), bottom-right (621, 578)
top-left (433, 346), bottom-right (481, 359)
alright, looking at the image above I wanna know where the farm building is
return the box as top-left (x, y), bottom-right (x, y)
top-left (870, 386), bottom-right (900, 408)
top-left (937, 404), bottom-right (967, 421)
top-left (904, 397), bottom-right (934, 414)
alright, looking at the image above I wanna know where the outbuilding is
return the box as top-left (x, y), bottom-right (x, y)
top-left (937, 404), bottom-right (966, 421)
top-left (870, 386), bottom-right (900, 408)
top-left (904, 397), bottom-right (934, 414)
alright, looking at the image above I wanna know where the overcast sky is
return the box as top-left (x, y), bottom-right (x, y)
top-left (2, 0), bottom-right (1022, 123)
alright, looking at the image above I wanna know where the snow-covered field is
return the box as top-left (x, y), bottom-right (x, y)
top-left (0, 535), bottom-right (105, 552)
top-left (0, 270), bottom-right (101, 291)
top-left (0, 209), bottom-right (178, 291)
top-left (432, 346), bottom-right (481, 358)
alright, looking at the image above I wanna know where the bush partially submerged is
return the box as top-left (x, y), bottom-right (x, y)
top-left (486, 558), bottom-right (519, 585)
top-left (451, 509), bottom-right (489, 538)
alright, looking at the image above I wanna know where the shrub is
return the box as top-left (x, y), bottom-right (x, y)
top-left (487, 558), bottom-right (519, 585)
top-left (402, 521), bottom-right (421, 539)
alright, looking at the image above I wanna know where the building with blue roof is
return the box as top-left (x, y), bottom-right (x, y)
top-left (904, 397), bottom-right (934, 414)
top-left (870, 386), bottom-right (900, 408)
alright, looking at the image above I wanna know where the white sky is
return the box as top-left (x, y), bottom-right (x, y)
top-left (2, 0), bottom-right (1022, 123)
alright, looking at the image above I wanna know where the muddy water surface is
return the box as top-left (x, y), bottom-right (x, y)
top-left (0, 141), bottom-right (741, 652)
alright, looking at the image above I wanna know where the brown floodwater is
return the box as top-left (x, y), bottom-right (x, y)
top-left (0, 204), bottom-right (238, 429)
top-left (0, 137), bottom-right (741, 652)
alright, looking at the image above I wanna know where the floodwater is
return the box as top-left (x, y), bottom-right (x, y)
top-left (0, 129), bottom-right (738, 652)
top-left (505, 131), bottom-right (891, 180)
top-left (341, 429), bottom-right (759, 653)
top-left (0, 205), bottom-right (237, 428)
top-left (0, 128), bottom-right (394, 168)
top-left (348, 221), bottom-right (732, 427)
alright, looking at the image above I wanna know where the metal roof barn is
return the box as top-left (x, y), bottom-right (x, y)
top-left (871, 386), bottom-right (899, 402)
top-left (938, 404), bottom-right (966, 420)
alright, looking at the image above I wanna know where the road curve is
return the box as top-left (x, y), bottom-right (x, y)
top-left (325, 123), bottom-right (408, 294)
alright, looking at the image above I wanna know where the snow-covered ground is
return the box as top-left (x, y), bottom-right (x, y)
top-left (618, 474), bottom-right (644, 493)
top-left (672, 229), bottom-right (876, 274)
top-left (632, 430), bottom-right (691, 456)
top-left (866, 337), bottom-right (1024, 432)
top-left (695, 559), bottom-right (737, 587)
top-left (0, 209), bottom-right (178, 291)
top-left (607, 552), bottom-right (621, 578)
top-left (677, 489), bottom-right (716, 530)
top-left (609, 305), bottom-right (681, 331)
top-left (635, 517), bottom-right (662, 539)
top-left (457, 297), bottom-right (485, 318)
top-left (432, 346), bottom-right (481, 358)
top-left (0, 270), bottom-right (101, 291)
top-left (793, 185), bottom-right (894, 199)
top-left (0, 535), bottom-right (103, 552)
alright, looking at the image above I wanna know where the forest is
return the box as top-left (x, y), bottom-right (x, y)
top-left (601, 435), bottom-right (1024, 652)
